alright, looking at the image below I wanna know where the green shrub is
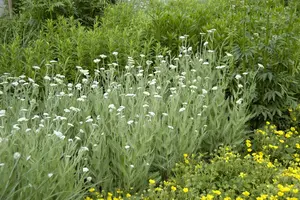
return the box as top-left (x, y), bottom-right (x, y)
top-left (202, 0), bottom-right (300, 127)
top-left (11, 0), bottom-right (115, 26)
top-left (0, 2), bottom-right (157, 79)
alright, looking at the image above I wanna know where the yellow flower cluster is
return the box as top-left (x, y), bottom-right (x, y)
top-left (252, 152), bottom-right (264, 163)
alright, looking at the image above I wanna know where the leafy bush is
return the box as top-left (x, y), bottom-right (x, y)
top-left (202, 0), bottom-right (300, 127)
top-left (0, 2), bottom-right (157, 79)
top-left (11, 0), bottom-right (115, 26)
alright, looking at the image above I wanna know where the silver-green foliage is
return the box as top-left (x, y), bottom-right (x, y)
top-left (0, 47), bottom-right (255, 198)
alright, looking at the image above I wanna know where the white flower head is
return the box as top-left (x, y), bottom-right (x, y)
top-left (0, 110), bottom-right (5, 117)
top-left (212, 86), bottom-right (218, 91)
top-left (216, 65), bottom-right (226, 69)
top-left (100, 54), bottom-right (107, 59)
top-left (125, 145), bottom-right (130, 149)
top-left (79, 146), bottom-right (89, 152)
top-left (179, 107), bottom-right (186, 112)
top-left (125, 94), bottom-right (136, 97)
top-left (148, 112), bottom-right (155, 117)
top-left (225, 52), bottom-right (233, 57)
top-left (127, 120), bottom-right (134, 125)
top-left (17, 117), bottom-right (28, 122)
top-left (236, 98), bottom-right (243, 105)
top-left (169, 64), bottom-right (177, 70)
top-left (53, 130), bottom-right (65, 140)
top-left (258, 63), bottom-right (264, 69)
top-left (48, 173), bottom-right (54, 178)
top-left (235, 74), bottom-right (242, 80)
top-left (83, 167), bottom-right (89, 173)
top-left (93, 58), bottom-right (101, 63)
top-left (32, 66), bottom-right (40, 70)
top-left (86, 177), bottom-right (92, 182)
top-left (79, 69), bottom-right (89, 76)
top-left (13, 152), bottom-right (21, 160)
top-left (108, 104), bottom-right (116, 110)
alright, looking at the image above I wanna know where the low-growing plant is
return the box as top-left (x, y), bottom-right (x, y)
top-left (84, 145), bottom-right (300, 200)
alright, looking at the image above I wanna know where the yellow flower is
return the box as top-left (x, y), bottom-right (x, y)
top-left (296, 143), bottom-right (300, 149)
top-left (183, 188), bottom-right (189, 193)
top-left (212, 190), bottom-right (221, 195)
top-left (163, 181), bottom-right (170, 186)
top-left (155, 187), bottom-right (162, 192)
top-left (268, 145), bottom-right (278, 149)
top-left (247, 148), bottom-right (252, 152)
top-left (183, 154), bottom-right (188, 158)
top-left (126, 193), bottom-right (131, 198)
top-left (239, 172), bottom-right (247, 178)
top-left (108, 193), bottom-right (113, 197)
top-left (285, 133), bottom-right (292, 138)
top-left (266, 121), bottom-right (270, 125)
top-left (224, 197), bottom-right (231, 200)
top-left (236, 197), bottom-right (244, 200)
top-left (269, 195), bottom-right (278, 200)
top-left (291, 127), bottom-right (296, 131)
top-left (116, 189), bottom-right (123, 194)
top-left (275, 130), bottom-right (284, 136)
top-left (207, 194), bottom-right (214, 200)
top-left (242, 191), bottom-right (250, 197)
top-left (200, 196), bottom-right (206, 200)
top-left (277, 191), bottom-right (284, 196)
top-left (292, 188), bottom-right (299, 193)
top-left (256, 194), bottom-right (268, 200)
top-left (267, 162), bottom-right (275, 168)
top-left (85, 197), bottom-right (93, 200)
top-left (279, 139), bottom-right (284, 143)
top-left (245, 140), bottom-right (251, 147)
top-left (149, 179), bottom-right (155, 185)
top-left (287, 198), bottom-right (298, 200)
top-left (171, 186), bottom-right (177, 191)
top-left (89, 188), bottom-right (95, 193)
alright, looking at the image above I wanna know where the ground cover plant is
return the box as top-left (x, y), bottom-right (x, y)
top-left (0, 0), bottom-right (300, 199)
top-left (83, 120), bottom-right (300, 199)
